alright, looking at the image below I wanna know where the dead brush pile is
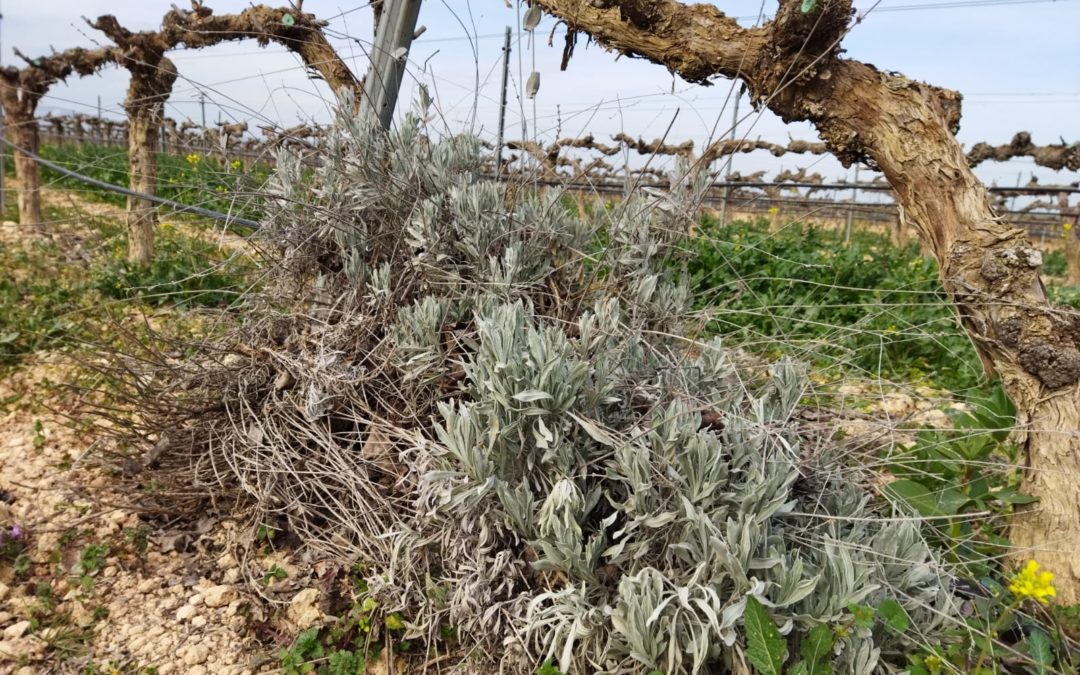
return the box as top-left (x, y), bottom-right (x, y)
top-left (101, 102), bottom-right (956, 673)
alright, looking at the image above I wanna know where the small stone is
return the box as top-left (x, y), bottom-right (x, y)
top-left (4, 620), bottom-right (31, 639)
top-left (157, 665), bottom-right (175, 674)
top-left (216, 553), bottom-right (237, 569)
top-left (189, 666), bottom-right (208, 675)
top-left (203, 584), bottom-right (236, 608)
top-left (137, 578), bottom-right (159, 594)
top-left (191, 615), bottom-right (207, 628)
top-left (285, 588), bottom-right (323, 630)
top-left (188, 593), bottom-right (204, 606)
top-left (102, 566), bottom-right (118, 578)
top-left (223, 568), bottom-right (240, 584)
top-left (71, 601), bottom-right (96, 628)
top-left (0, 582), bottom-right (9, 602)
top-left (184, 643), bottom-right (210, 665)
top-left (175, 605), bottom-right (196, 621)
top-left (0, 636), bottom-right (46, 659)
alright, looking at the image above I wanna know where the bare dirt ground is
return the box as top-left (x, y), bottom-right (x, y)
top-left (0, 356), bottom-right (275, 674)
top-left (0, 194), bottom-right (316, 674)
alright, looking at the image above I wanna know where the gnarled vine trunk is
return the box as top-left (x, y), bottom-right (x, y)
top-left (1, 49), bottom-right (112, 228)
top-left (533, 0), bottom-right (1080, 600)
top-left (123, 58), bottom-right (177, 265)
top-left (85, 3), bottom-right (365, 264)
top-left (5, 109), bottom-right (43, 227)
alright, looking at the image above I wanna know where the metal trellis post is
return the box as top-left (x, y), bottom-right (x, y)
top-left (495, 26), bottom-right (512, 175)
top-left (361, 0), bottom-right (423, 131)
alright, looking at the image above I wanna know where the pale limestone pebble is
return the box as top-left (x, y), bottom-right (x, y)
top-left (223, 568), bottom-right (241, 584)
top-left (5, 596), bottom-right (35, 619)
top-left (225, 599), bottom-right (243, 617)
top-left (0, 581), bottom-right (8, 602)
top-left (285, 588), bottom-right (323, 630)
top-left (877, 392), bottom-right (916, 416)
top-left (191, 615), bottom-right (207, 629)
top-left (70, 600), bottom-right (96, 628)
top-left (0, 635), bottom-right (47, 660)
top-left (0, 612), bottom-right (12, 624)
top-left (156, 664), bottom-right (176, 675)
top-left (160, 595), bottom-right (181, 611)
top-left (189, 593), bottom-right (204, 606)
top-left (184, 643), bottom-right (211, 666)
top-left (189, 666), bottom-right (208, 675)
top-left (216, 552), bottom-right (238, 569)
top-left (127, 632), bottom-right (147, 653)
top-left (3, 620), bottom-right (31, 639)
top-left (34, 531), bottom-right (61, 554)
top-left (912, 408), bottom-right (950, 428)
top-left (102, 565), bottom-right (118, 578)
top-left (137, 577), bottom-right (160, 594)
top-left (203, 584), bottom-right (237, 608)
top-left (176, 604), bottom-right (197, 621)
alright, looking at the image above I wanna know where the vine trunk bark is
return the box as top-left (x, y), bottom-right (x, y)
top-left (122, 58), bottom-right (176, 265)
top-left (1066, 228), bottom-right (1080, 286)
top-left (125, 111), bottom-right (159, 265)
top-left (6, 110), bottom-right (43, 227)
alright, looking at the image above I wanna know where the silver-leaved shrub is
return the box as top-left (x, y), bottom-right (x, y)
top-left (133, 95), bottom-right (955, 674)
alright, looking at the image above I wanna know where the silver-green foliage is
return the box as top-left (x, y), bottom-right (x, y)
top-left (207, 97), bottom-right (957, 673)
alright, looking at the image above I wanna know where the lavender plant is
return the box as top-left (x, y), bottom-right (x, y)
top-left (110, 95), bottom-right (956, 674)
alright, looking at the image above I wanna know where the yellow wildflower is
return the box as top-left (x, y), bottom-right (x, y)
top-left (1064, 222), bottom-right (1073, 232)
top-left (885, 324), bottom-right (898, 333)
top-left (185, 153), bottom-right (201, 165)
top-left (768, 206), bottom-right (779, 216)
top-left (1009, 560), bottom-right (1056, 605)
top-left (230, 159), bottom-right (242, 170)
top-left (923, 654), bottom-right (943, 674)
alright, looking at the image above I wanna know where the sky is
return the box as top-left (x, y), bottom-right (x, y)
top-left (4, 0), bottom-right (1080, 187)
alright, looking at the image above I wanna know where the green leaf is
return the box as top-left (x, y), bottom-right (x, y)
top-left (883, 479), bottom-right (969, 517)
top-left (385, 612), bottom-right (406, 631)
top-left (535, 661), bottom-right (562, 675)
top-left (1025, 629), bottom-right (1053, 675)
top-left (883, 479), bottom-right (939, 515)
top-left (876, 599), bottom-right (910, 633)
top-left (848, 604), bottom-right (875, 630)
top-left (994, 486), bottom-right (1038, 505)
top-left (967, 476), bottom-right (990, 501)
top-left (799, 624), bottom-right (834, 665)
top-left (800, 0), bottom-right (817, 13)
top-left (744, 596), bottom-right (787, 675)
